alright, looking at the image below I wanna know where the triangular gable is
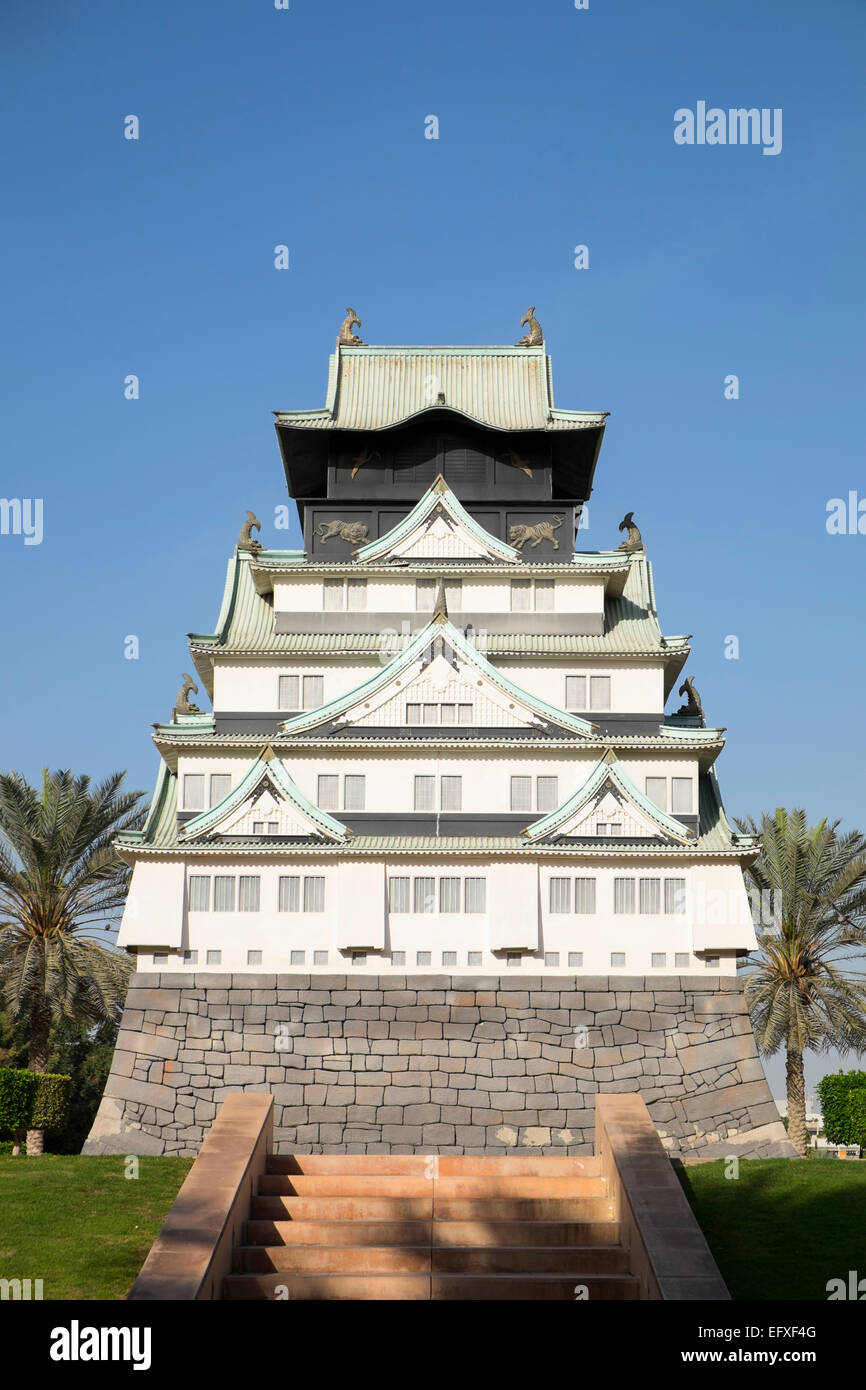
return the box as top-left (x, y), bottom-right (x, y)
top-left (353, 475), bottom-right (520, 564)
top-left (280, 614), bottom-right (594, 736)
top-left (181, 751), bottom-right (350, 842)
top-left (523, 751), bottom-right (694, 843)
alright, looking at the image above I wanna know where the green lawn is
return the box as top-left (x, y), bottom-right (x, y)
top-left (0, 1155), bottom-right (192, 1300)
top-left (677, 1157), bottom-right (866, 1300)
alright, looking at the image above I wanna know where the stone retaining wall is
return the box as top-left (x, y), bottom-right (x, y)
top-left (83, 972), bottom-right (795, 1158)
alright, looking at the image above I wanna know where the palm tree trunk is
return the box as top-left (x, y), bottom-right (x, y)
top-left (786, 1046), bottom-right (809, 1157)
top-left (25, 1004), bottom-right (50, 1157)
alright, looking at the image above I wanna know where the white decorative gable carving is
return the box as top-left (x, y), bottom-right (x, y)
top-left (343, 646), bottom-right (547, 730)
top-left (215, 782), bottom-right (319, 839)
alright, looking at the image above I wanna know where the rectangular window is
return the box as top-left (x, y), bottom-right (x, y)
top-left (423, 702), bottom-right (438, 724)
top-left (442, 950), bottom-right (457, 967)
top-left (639, 878), bottom-right (661, 914)
top-left (344, 774), bottom-right (366, 810)
top-left (440, 703), bottom-right (456, 724)
top-left (389, 877), bottom-right (410, 913)
top-left (206, 949), bottom-right (221, 965)
top-left (464, 878), bottom-right (486, 913)
top-left (445, 578), bottom-right (462, 609)
top-left (439, 877), bottom-right (461, 913)
top-left (346, 578), bottom-right (367, 611)
top-left (574, 878), bottom-right (596, 914)
top-left (549, 877), bottom-right (571, 913)
top-left (440, 776), bottom-right (462, 811)
top-left (467, 951), bottom-right (482, 966)
top-left (671, 778), bottom-right (693, 814)
top-left (645, 777), bottom-right (667, 811)
top-left (239, 876), bottom-right (260, 912)
top-left (188, 875), bottom-right (210, 912)
top-left (182, 950), bottom-right (197, 965)
top-left (390, 951), bottom-right (405, 966)
top-left (534, 579), bottom-right (554, 612)
top-left (705, 955), bottom-right (720, 969)
top-left (252, 821), bottom-right (266, 834)
top-left (510, 579), bottom-right (531, 612)
top-left (568, 951), bottom-right (583, 967)
top-left (611, 952), bottom-right (626, 967)
top-left (544, 951), bottom-right (560, 967)
top-left (416, 950), bottom-right (431, 966)
top-left (352, 952), bottom-right (366, 966)
top-left (278, 876), bottom-right (300, 912)
top-left (317, 774), bottom-right (339, 810)
top-left (183, 774), bottom-right (205, 811)
top-left (313, 950), bottom-right (329, 965)
top-left (458, 703), bottom-right (473, 724)
top-left (416, 579), bottom-right (436, 611)
top-left (414, 877), bottom-right (435, 913)
top-left (536, 776), bottom-right (558, 813)
top-left (510, 775), bottom-right (532, 812)
top-left (247, 950), bottom-right (262, 966)
top-left (651, 953), bottom-right (666, 968)
top-left (303, 675), bottom-right (324, 710)
top-left (609, 822), bottom-right (622, 836)
top-left (406, 703), bottom-right (421, 723)
top-left (209, 773), bottom-right (231, 807)
top-left (506, 953), bottom-right (521, 968)
top-left (565, 675), bottom-right (586, 709)
top-left (323, 578), bottom-right (344, 611)
top-left (278, 674), bottom-right (300, 710)
top-left (590, 676), bottom-right (611, 710)
top-left (596, 823), bottom-right (608, 837)
top-left (665, 878), bottom-right (687, 914)
top-left (303, 876), bottom-right (325, 912)
top-left (675, 952), bottom-right (690, 968)
top-left (290, 950), bottom-right (305, 965)
top-left (213, 876), bottom-right (235, 912)
top-left (153, 953), bottom-right (168, 965)
top-left (414, 775), bottom-right (435, 811)
top-left (614, 878), bottom-right (635, 914)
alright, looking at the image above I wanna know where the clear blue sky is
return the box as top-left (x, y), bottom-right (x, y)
top-left (2, 0), bottom-right (864, 1098)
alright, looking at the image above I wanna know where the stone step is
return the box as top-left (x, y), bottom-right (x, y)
top-left (222, 1271), bottom-right (639, 1301)
top-left (235, 1243), bottom-right (631, 1275)
top-left (245, 1218), bottom-right (622, 1248)
top-left (257, 1174), bottom-right (606, 1198)
top-left (266, 1154), bottom-right (603, 1178)
top-left (250, 1194), bottom-right (615, 1222)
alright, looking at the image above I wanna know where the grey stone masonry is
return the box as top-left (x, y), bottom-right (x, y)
top-left (83, 973), bottom-right (796, 1159)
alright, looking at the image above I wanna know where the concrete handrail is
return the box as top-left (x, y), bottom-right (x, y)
top-left (594, 1093), bottom-right (729, 1300)
top-left (127, 1093), bottom-right (273, 1300)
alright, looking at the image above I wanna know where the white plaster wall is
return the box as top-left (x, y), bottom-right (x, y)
top-left (496, 660), bottom-right (665, 714)
top-left (127, 856), bottom-right (746, 975)
top-left (173, 750), bottom-right (700, 817)
top-left (118, 860), bottom-right (186, 949)
top-left (272, 574), bottom-right (606, 618)
top-left (213, 659), bottom-right (381, 712)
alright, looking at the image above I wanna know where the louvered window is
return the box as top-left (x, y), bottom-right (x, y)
top-left (279, 876), bottom-right (300, 912)
top-left (574, 878), bottom-right (596, 914)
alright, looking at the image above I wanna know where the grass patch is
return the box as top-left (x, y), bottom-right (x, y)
top-left (677, 1157), bottom-right (866, 1300)
top-left (0, 1155), bottom-right (192, 1299)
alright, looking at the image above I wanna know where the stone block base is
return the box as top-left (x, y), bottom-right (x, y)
top-left (83, 973), bottom-right (796, 1159)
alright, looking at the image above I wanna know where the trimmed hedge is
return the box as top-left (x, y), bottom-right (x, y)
top-left (0, 1068), bottom-right (71, 1135)
top-left (817, 1070), bottom-right (866, 1148)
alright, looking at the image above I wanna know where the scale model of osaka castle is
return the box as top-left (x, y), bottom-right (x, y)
top-left (116, 312), bottom-right (760, 981)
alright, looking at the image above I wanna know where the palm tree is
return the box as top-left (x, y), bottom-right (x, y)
top-left (0, 769), bottom-right (145, 1154)
top-left (736, 808), bottom-right (866, 1157)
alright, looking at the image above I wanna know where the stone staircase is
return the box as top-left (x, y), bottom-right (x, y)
top-left (222, 1153), bottom-right (639, 1300)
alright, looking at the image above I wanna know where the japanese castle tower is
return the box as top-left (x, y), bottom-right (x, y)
top-left (88, 313), bottom-right (792, 1159)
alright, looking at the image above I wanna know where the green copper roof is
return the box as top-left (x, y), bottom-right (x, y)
top-left (522, 751), bottom-right (693, 845)
top-left (274, 344), bottom-right (608, 435)
top-left (179, 751), bottom-right (350, 843)
top-left (186, 551), bottom-right (689, 700)
top-left (353, 475), bottom-right (519, 564)
top-left (277, 610), bottom-right (595, 738)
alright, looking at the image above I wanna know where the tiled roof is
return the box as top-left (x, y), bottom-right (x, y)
top-left (122, 763), bottom-right (752, 860)
top-left (274, 345), bottom-right (607, 435)
top-left (186, 552), bottom-right (690, 697)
